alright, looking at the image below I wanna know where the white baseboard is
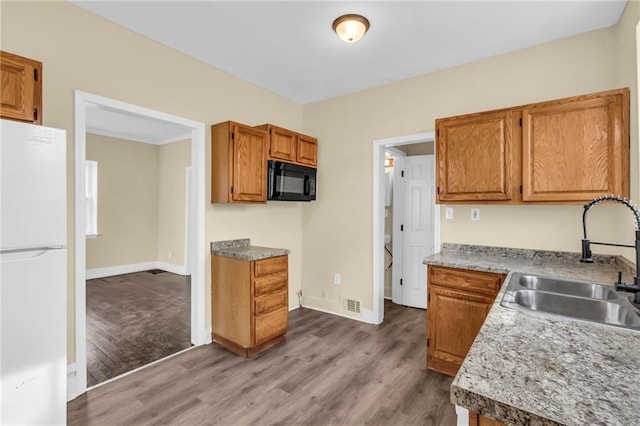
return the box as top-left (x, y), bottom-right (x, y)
top-left (301, 301), bottom-right (373, 324)
top-left (87, 261), bottom-right (188, 279)
top-left (67, 363), bottom-right (79, 402)
top-left (156, 261), bottom-right (187, 276)
top-left (362, 308), bottom-right (380, 325)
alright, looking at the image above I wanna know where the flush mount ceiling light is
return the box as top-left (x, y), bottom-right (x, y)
top-left (332, 14), bottom-right (370, 43)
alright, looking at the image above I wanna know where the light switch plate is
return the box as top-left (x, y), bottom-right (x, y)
top-left (445, 207), bottom-right (454, 220)
top-left (471, 208), bottom-right (480, 221)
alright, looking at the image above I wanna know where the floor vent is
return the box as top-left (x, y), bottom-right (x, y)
top-left (343, 298), bottom-right (361, 314)
top-left (146, 269), bottom-right (165, 275)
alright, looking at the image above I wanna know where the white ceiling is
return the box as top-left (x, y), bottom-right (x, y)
top-left (73, 1), bottom-right (627, 105)
top-left (86, 103), bottom-right (191, 144)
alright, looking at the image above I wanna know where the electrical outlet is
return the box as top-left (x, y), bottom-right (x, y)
top-left (168, 251), bottom-right (172, 259)
top-left (322, 289), bottom-right (328, 298)
top-left (471, 208), bottom-right (480, 221)
top-left (445, 207), bottom-right (454, 220)
top-left (334, 273), bottom-right (341, 285)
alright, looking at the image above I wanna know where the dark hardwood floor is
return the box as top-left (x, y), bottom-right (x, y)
top-left (86, 271), bottom-right (191, 386)
top-left (70, 300), bottom-right (455, 425)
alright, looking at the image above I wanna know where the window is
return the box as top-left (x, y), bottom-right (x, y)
top-left (85, 160), bottom-right (98, 238)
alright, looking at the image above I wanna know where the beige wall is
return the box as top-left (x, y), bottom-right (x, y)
top-left (157, 139), bottom-right (191, 267)
top-left (3, 1), bottom-right (637, 362)
top-left (397, 142), bottom-right (434, 156)
top-left (86, 134), bottom-right (159, 269)
top-left (615, 1), bottom-right (640, 206)
top-left (86, 135), bottom-right (191, 271)
top-left (302, 25), bottom-right (635, 314)
top-left (1, 1), bottom-right (304, 362)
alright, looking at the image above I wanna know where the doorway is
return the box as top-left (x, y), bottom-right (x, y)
top-left (385, 148), bottom-right (435, 309)
top-left (71, 91), bottom-right (207, 399)
top-left (372, 133), bottom-right (440, 324)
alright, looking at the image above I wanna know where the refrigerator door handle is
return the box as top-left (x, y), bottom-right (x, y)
top-left (0, 245), bottom-right (66, 255)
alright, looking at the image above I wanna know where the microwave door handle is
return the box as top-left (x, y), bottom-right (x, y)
top-left (304, 175), bottom-right (310, 196)
top-left (268, 167), bottom-right (275, 198)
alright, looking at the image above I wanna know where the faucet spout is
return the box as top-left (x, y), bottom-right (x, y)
top-left (580, 195), bottom-right (640, 296)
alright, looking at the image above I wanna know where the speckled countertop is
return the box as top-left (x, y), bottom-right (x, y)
top-left (424, 244), bottom-right (640, 426)
top-left (210, 238), bottom-right (289, 261)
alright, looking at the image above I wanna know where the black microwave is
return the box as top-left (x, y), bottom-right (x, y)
top-left (267, 160), bottom-right (317, 202)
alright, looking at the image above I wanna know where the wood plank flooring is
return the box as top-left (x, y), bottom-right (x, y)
top-left (86, 271), bottom-right (191, 386)
top-left (70, 300), bottom-right (455, 425)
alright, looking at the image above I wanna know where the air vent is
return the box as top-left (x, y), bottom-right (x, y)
top-left (343, 298), bottom-right (361, 314)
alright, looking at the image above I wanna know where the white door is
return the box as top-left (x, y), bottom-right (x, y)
top-left (402, 155), bottom-right (435, 309)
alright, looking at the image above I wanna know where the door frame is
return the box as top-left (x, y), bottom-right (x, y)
top-left (383, 149), bottom-right (405, 305)
top-left (71, 91), bottom-right (207, 400)
top-left (372, 132), bottom-right (439, 324)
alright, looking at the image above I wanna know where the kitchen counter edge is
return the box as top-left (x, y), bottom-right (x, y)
top-left (424, 244), bottom-right (638, 426)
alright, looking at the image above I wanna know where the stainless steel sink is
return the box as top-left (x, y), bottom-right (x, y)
top-left (501, 273), bottom-right (640, 330)
top-left (517, 275), bottom-right (619, 300)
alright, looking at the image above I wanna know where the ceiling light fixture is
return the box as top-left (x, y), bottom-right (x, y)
top-left (332, 14), bottom-right (370, 43)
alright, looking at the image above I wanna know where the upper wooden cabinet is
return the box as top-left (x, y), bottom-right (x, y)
top-left (435, 88), bottom-right (629, 204)
top-left (256, 124), bottom-right (318, 167)
top-left (522, 90), bottom-right (629, 202)
top-left (296, 133), bottom-right (318, 167)
top-left (211, 121), bottom-right (268, 203)
top-left (436, 110), bottom-right (514, 202)
top-left (0, 51), bottom-right (42, 125)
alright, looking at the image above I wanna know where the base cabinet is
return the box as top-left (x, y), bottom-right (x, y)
top-left (469, 411), bottom-right (506, 426)
top-left (427, 265), bottom-right (505, 376)
top-left (212, 255), bottom-right (288, 357)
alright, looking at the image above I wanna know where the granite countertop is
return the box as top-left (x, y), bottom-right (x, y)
top-left (210, 238), bottom-right (290, 261)
top-left (424, 244), bottom-right (640, 426)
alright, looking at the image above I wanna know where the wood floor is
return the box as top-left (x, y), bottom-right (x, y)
top-left (86, 271), bottom-right (191, 386)
top-left (70, 300), bottom-right (455, 425)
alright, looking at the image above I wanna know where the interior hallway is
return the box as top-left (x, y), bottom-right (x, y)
top-left (86, 270), bottom-right (191, 386)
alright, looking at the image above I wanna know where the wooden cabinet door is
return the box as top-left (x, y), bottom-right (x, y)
top-left (269, 126), bottom-right (296, 162)
top-left (0, 51), bottom-right (42, 124)
top-left (522, 89), bottom-right (629, 201)
top-left (231, 124), bottom-right (268, 202)
top-left (436, 110), bottom-right (513, 202)
top-left (253, 306), bottom-right (288, 346)
top-left (469, 412), bottom-right (505, 426)
top-left (427, 284), bottom-right (494, 376)
top-left (296, 134), bottom-right (318, 167)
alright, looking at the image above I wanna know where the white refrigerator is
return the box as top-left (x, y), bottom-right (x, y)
top-left (0, 119), bottom-right (67, 425)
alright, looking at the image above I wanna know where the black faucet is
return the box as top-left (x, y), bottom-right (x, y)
top-left (580, 195), bottom-right (640, 302)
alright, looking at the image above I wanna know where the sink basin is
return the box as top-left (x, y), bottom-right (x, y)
top-left (512, 290), bottom-right (640, 328)
top-left (501, 273), bottom-right (640, 331)
top-left (517, 275), bottom-right (619, 300)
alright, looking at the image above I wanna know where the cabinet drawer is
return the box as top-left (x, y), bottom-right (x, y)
top-left (254, 255), bottom-right (287, 277)
top-left (255, 289), bottom-right (287, 315)
top-left (254, 306), bottom-right (288, 346)
top-left (429, 266), bottom-right (504, 296)
top-left (254, 272), bottom-right (287, 296)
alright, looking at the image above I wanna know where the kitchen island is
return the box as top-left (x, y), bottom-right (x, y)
top-left (425, 244), bottom-right (639, 425)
